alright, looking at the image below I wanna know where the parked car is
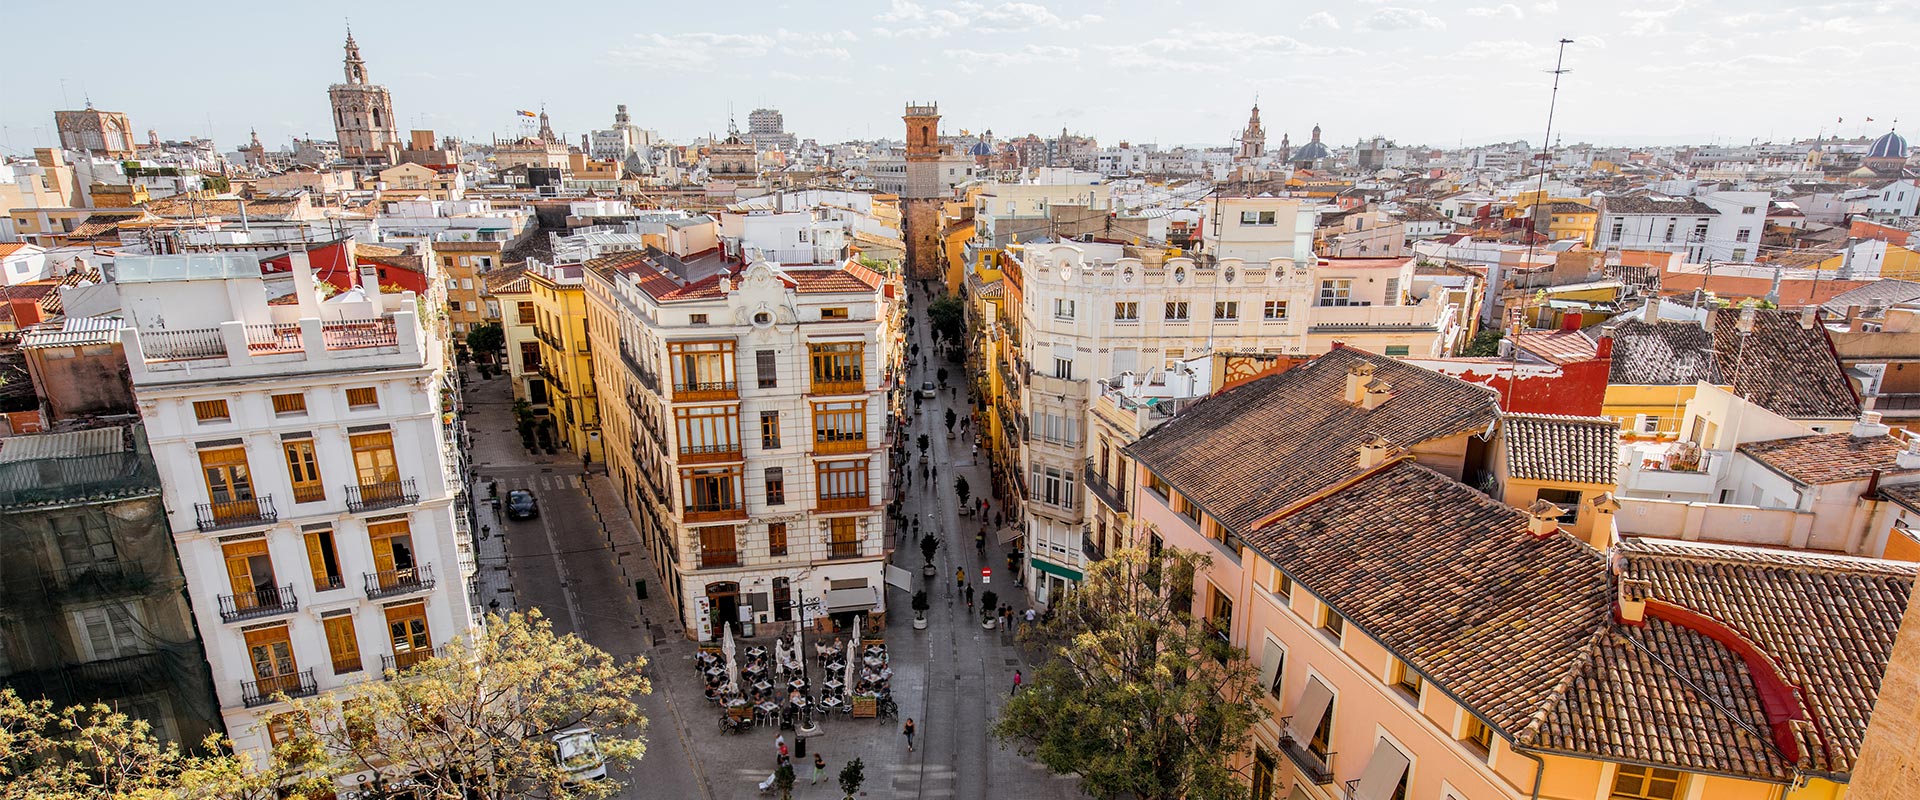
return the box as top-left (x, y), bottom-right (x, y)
top-left (552, 728), bottom-right (607, 782)
top-left (918, 380), bottom-right (937, 399)
top-left (506, 490), bottom-right (539, 520)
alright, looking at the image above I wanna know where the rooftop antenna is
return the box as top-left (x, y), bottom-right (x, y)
top-left (1503, 38), bottom-right (1573, 406)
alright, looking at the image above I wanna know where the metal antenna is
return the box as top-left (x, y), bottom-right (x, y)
top-left (1504, 38), bottom-right (1573, 407)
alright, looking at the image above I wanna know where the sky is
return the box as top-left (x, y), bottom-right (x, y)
top-left (2, 0), bottom-right (1914, 159)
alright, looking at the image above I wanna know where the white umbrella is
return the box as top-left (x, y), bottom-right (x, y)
top-left (844, 636), bottom-right (856, 694)
top-left (721, 624), bottom-right (739, 695)
top-left (852, 615), bottom-right (861, 645)
top-left (773, 639), bottom-right (788, 674)
top-left (792, 621), bottom-right (804, 679)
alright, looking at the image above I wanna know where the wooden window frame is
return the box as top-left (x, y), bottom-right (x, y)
top-left (816, 459), bottom-right (869, 512)
top-left (304, 529), bottom-right (343, 591)
top-left (193, 399), bottom-right (230, 423)
top-left (681, 466), bottom-right (745, 522)
top-left (284, 439), bottom-right (325, 504)
top-left (827, 516), bottom-right (860, 559)
top-left (811, 400), bottom-right (867, 454)
top-left (674, 405), bottom-right (742, 462)
top-left (345, 387), bottom-right (379, 409)
top-left (767, 522), bottom-right (788, 557)
top-left (349, 432), bottom-right (400, 487)
top-left (1610, 765), bottom-right (1684, 800)
top-left (668, 340), bottom-right (738, 401)
top-left (807, 342), bottom-right (865, 395)
top-left (324, 614), bottom-right (361, 674)
top-left (699, 525), bottom-right (739, 568)
top-left (764, 467), bottom-right (786, 506)
top-left (383, 601), bottom-right (432, 671)
top-left (271, 393), bottom-right (307, 416)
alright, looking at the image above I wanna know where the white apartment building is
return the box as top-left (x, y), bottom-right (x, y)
top-left (1598, 194), bottom-right (1719, 261)
top-left (1013, 218), bottom-right (1463, 603)
top-left (585, 252), bottom-right (904, 639)
top-left (1698, 190), bottom-right (1770, 262)
top-left (113, 252), bottom-right (476, 766)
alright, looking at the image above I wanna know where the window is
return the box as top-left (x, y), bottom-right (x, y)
top-left (350, 432), bottom-right (400, 487)
top-left (368, 520), bottom-right (418, 581)
top-left (1638, 415), bottom-right (1660, 434)
top-left (1251, 747), bottom-right (1277, 799)
top-left (1741, 206), bottom-right (1757, 214)
top-left (821, 307), bottom-right (849, 320)
top-left (690, 313), bottom-right (710, 325)
top-left (1172, 492), bottom-right (1200, 525)
top-left (812, 401), bottom-right (867, 453)
top-left (817, 459), bottom-right (869, 510)
top-left (1146, 471), bottom-right (1170, 499)
top-left (1053, 299), bottom-right (1075, 320)
top-left (683, 466), bottom-right (743, 517)
top-left (670, 341), bottom-right (738, 399)
top-left (1320, 606), bottom-right (1345, 640)
top-left (244, 624), bottom-right (300, 695)
top-left (303, 529), bottom-right (343, 591)
top-left (1114, 301), bottom-right (1138, 321)
top-left (765, 467), bottom-right (786, 506)
top-left (756, 349), bottom-right (778, 389)
top-left (52, 510), bottom-right (115, 566)
top-left (324, 614), bottom-right (361, 674)
top-left (1733, 248), bottom-right (1748, 262)
top-left (200, 446), bottom-right (256, 505)
top-left (1269, 567), bottom-right (1292, 602)
top-left (829, 517), bottom-right (859, 558)
top-left (193, 399), bottom-right (230, 423)
top-left (1692, 222), bottom-right (1709, 240)
top-left (517, 301), bottom-right (536, 325)
top-left (1735, 228), bottom-right (1751, 243)
top-left (760, 411), bottom-right (781, 449)
top-left (1240, 210), bottom-right (1277, 226)
top-left (384, 602), bottom-right (432, 670)
top-left (266, 711), bottom-right (308, 747)
top-left (1164, 301), bottom-right (1189, 321)
top-left (1611, 765), bottom-right (1684, 800)
top-left (1391, 659), bottom-right (1424, 701)
top-left (699, 525), bottom-right (739, 568)
top-left (1384, 345), bottom-right (1410, 357)
top-left (1207, 584), bottom-right (1233, 645)
top-left (1610, 221), bottom-right (1625, 241)
top-left (1213, 301), bottom-right (1238, 320)
top-left (1462, 716), bottom-right (1494, 757)
top-left (271, 393), bottom-right (307, 416)
top-left (768, 522), bottom-right (788, 557)
top-left (1035, 467), bottom-right (1077, 509)
top-left (1263, 300), bottom-right (1289, 320)
top-left (1053, 358), bottom-right (1073, 380)
top-left (345, 387), bottom-right (378, 409)
top-left (283, 439), bottom-right (325, 503)
top-left (74, 606), bottom-right (143, 661)
top-left (674, 405), bottom-right (742, 458)
top-left (1536, 487), bottom-right (1581, 523)
top-left (1318, 280), bottom-right (1353, 306)
top-left (808, 342), bottom-right (864, 394)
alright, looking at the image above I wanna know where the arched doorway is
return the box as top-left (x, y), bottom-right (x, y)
top-left (704, 581), bottom-right (740, 641)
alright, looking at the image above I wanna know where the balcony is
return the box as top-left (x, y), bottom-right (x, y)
top-left (683, 502), bottom-right (746, 524)
top-left (814, 435), bottom-right (869, 456)
top-left (699, 549), bottom-right (739, 569)
top-left (678, 444), bottom-right (744, 465)
top-left (43, 561), bottom-right (153, 601)
top-left (828, 541), bottom-right (862, 560)
top-left (291, 484), bottom-right (326, 504)
top-left (136, 315), bottom-right (411, 367)
top-left (381, 648), bottom-right (436, 677)
top-left (1303, 303), bottom-right (1440, 333)
top-left (534, 326), bottom-right (564, 351)
top-left (363, 564), bottom-right (437, 600)
top-left (619, 345), bottom-right (661, 393)
top-left (195, 496), bottom-right (278, 532)
top-left (818, 493), bottom-right (870, 513)
top-left (1278, 729), bottom-right (1336, 785)
top-left (673, 380), bottom-right (738, 402)
top-left (241, 669), bottom-right (318, 708)
top-left (219, 584), bottom-right (298, 623)
top-left (345, 479), bottom-right (419, 513)
top-left (1084, 461), bottom-right (1128, 512)
top-left (809, 376), bottom-right (867, 397)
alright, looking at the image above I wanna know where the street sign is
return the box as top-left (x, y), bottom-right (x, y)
top-left (982, 567), bottom-right (992, 585)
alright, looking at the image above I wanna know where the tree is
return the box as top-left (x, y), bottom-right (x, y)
top-left (936, 367), bottom-right (950, 386)
top-left (838, 757), bottom-right (866, 800)
top-left (993, 547), bottom-right (1268, 800)
top-left (1460, 329), bottom-right (1503, 357)
top-left (954, 475), bottom-right (971, 508)
top-left (917, 434), bottom-right (930, 456)
top-left (466, 322), bottom-right (505, 361)
top-left (945, 408), bottom-right (958, 431)
top-left (0, 689), bottom-right (326, 799)
top-left (920, 534), bottom-right (940, 567)
top-left (774, 763), bottom-right (796, 800)
top-left (281, 610), bottom-right (650, 800)
top-left (927, 295), bottom-right (965, 343)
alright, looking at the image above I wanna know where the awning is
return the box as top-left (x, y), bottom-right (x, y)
top-left (1351, 739), bottom-right (1412, 800)
top-left (1286, 677), bottom-right (1335, 744)
top-left (997, 526), bottom-right (1025, 545)
top-left (1031, 557), bottom-right (1083, 583)
top-left (822, 587), bottom-right (877, 613)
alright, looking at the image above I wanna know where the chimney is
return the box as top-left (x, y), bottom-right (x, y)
top-left (1799, 306), bottom-right (1817, 329)
top-left (1615, 576), bottom-right (1651, 625)
top-left (1900, 440), bottom-right (1920, 470)
top-left (1595, 326), bottom-right (1615, 360)
top-left (1852, 411), bottom-right (1889, 439)
top-left (1361, 378), bottom-right (1395, 410)
top-left (1525, 499), bottom-right (1565, 537)
top-left (1357, 434), bottom-right (1402, 470)
top-left (1560, 312), bottom-right (1582, 332)
top-left (1641, 299), bottom-right (1660, 324)
top-left (1737, 305), bottom-right (1758, 335)
top-left (1344, 360), bottom-right (1377, 405)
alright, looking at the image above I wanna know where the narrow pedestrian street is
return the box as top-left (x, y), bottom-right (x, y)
top-left (459, 278), bottom-right (1076, 799)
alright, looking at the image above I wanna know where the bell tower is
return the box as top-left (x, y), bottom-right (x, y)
top-left (327, 29), bottom-right (400, 165)
top-left (902, 101), bottom-right (947, 280)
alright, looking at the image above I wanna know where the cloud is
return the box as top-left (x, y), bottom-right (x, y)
top-left (1532, 0), bottom-right (1559, 10)
top-left (1452, 39), bottom-right (1546, 60)
top-left (774, 28), bottom-right (860, 43)
top-left (604, 32), bottom-right (775, 68)
top-left (1467, 4), bottom-right (1524, 18)
top-left (873, 0), bottom-right (968, 37)
top-left (1621, 2), bottom-right (1685, 35)
top-left (1301, 11), bottom-right (1340, 29)
top-left (944, 44), bottom-right (1081, 71)
top-left (1356, 7), bottom-right (1447, 30)
top-left (781, 46), bottom-right (852, 60)
top-left (873, 1), bottom-right (1095, 37)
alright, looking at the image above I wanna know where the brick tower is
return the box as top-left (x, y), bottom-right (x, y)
top-left (902, 102), bottom-right (946, 281)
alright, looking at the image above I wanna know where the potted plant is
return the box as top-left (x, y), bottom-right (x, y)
top-left (954, 476), bottom-right (970, 515)
top-left (911, 590), bottom-right (929, 630)
top-left (919, 534), bottom-right (939, 578)
top-left (980, 591), bottom-right (998, 629)
top-left (839, 758), bottom-right (865, 800)
top-left (774, 763), bottom-right (796, 800)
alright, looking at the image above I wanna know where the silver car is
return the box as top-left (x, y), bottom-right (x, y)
top-left (553, 728), bottom-right (607, 782)
top-left (919, 380), bottom-right (937, 399)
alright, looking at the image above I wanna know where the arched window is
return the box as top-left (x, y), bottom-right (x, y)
top-left (921, 125), bottom-right (930, 146)
top-left (372, 108), bottom-right (383, 127)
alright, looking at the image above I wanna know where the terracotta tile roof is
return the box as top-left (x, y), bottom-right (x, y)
top-left (788, 265), bottom-right (883, 294)
top-left (1820, 279), bottom-right (1920, 317)
top-left (481, 264), bottom-right (528, 295)
top-left (354, 243), bottom-right (406, 258)
top-left (1125, 347), bottom-right (1499, 534)
top-left (1603, 194), bottom-right (1717, 215)
top-left (1737, 431), bottom-right (1919, 485)
top-left (1502, 413), bottom-right (1620, 485)
top-left (1878, 480), bottom-right (1920, 512)
top-left (1605, 318), bottom-right (1719, 385)
top-left (145, 195), bottom-right (305, 220)
top-left (1543, 200), bottom-right (1597, 214)
top-left (1711, 308), bottom-right (1859, 420)
top-left (0, 244), bottom-right (32, 258)
top-left (1514, 328), bottom-right (1599, 364)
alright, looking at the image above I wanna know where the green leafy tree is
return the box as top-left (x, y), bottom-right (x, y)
top-left (775, 763), bottom-right (796, 800)
top-left (945, 408), bottom-right (958, 431)
top-left (917, 433), bottom-right (930, 456)
top-left (1460, 329), bottom-right (1503, 357)
top-left (993, 547), bottom-right (1267, 800)
top-left (927, 296), bottom-right (965, 343)
top-left (838, 757), bottom-right (866, 800)
top-left (0, 690), bottom-right (326, 799)
top-left (920, 534), bottom-right (940, 567)
top-left (954, 475), bottom-right (971, 508)
top-left (281, 610), bottom-right (650, 800)
top-left (466, 322), bottom-right (505, 361)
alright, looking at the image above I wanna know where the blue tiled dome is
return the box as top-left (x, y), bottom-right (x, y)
top-left (968, 140), bottom-right (991, 156)
top-left (1292, 140), bottom-right (1332, 162)
top-left (1868, 130), bottom-right (1908, 160)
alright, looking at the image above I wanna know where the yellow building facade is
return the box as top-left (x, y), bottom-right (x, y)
top-left (528, 261), bottom-right (603, 461)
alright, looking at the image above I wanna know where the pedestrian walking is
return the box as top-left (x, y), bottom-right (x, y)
top-left (903, 718), bottom-right (916, 752)
top-left (1025, 607), bottom-right (1037, 626)
top-left (812, 753), bottom-right (826, 784)
top-left (776, 734), bottom-right (789, 766)
top-left (966, 582), bottom-right (975, 608)
top-left (1012, 670), bottom-right (1023, 695)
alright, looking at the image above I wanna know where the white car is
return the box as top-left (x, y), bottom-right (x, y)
top-left (553, 728), bottom-right (607, 782)
top-left (918, 380), bottom-right (937, 399)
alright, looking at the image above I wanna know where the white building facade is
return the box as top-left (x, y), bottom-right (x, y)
top-left (115, 252), bottom-right (475, 766)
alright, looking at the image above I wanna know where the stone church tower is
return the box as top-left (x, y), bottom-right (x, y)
top-left (328, 31), bottom-right (400, 165)
top-left (1236, 103), bottom-right (1266, 161)
top-left (902, 102), bottom-right (947, 280)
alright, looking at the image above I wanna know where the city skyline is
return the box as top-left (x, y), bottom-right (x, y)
top-left (0, 0), bottom-right (1914, 157)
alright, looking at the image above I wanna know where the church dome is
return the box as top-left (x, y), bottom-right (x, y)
top-left (1292, 140), bottom-right (1332, 162)
top-left (1868, 130), bottom-right (1908, 160)
top-left (969, 139), bottom-right (992, 156)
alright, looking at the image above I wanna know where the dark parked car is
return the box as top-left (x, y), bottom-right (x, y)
top-left (506, 490), bottom-right (539, 520)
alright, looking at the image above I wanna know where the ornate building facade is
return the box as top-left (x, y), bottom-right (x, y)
top-left (327, 32), bottom-right (400, 165)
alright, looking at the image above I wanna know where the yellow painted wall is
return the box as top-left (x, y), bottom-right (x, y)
top-left (1603, 383), bottom-right (1710, 438)
top-left (529, 272), bottom-right (603, 462)
top-left (1877, 246), bottom-right (1920, 282)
